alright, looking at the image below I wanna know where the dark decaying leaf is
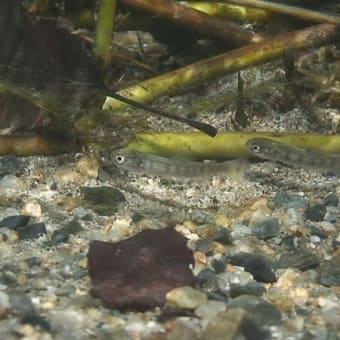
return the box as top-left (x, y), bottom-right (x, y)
top-left (88, 227), bottom-right (195, 310)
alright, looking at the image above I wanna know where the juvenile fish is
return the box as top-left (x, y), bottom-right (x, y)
top-left (246, 137), bottom-right (340, 172)
top-left (112, 148), bottom-right (248, 180)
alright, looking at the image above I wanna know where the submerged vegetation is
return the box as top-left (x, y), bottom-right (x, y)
top-left (0, 0), bottom-right (339, 157)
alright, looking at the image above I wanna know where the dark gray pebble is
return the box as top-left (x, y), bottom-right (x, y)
top-left (195, 239), bottom-right (214, 255)
top-left (17, 222), bottom-right (46, 240)
top-left (10, 291), bottom-right (36, 317)
top-left (210, 228), bottom-right (233, 244)
top-left (25, 257), bottom-right (42, 267)
top-left (277, 250), bottom-right (319, 271)
top-left (196, 269), bottom-right (221, 294)
top-left (63, 220), bottom-right (83, 234)
top-left (309, 225), bottom-right (327, 239)
top-left (21, 314), bottom-right (51, 332)
top-left (81, 214), bottom-right (94, 221)
top-left (324, 193), bottom-right (338, 206)
top-left (280, 235), bottom-right (297, 251)
top-left (0, 215), bottom-right (30, 229)
top-left (207, 292), bottom-right (229, 302)
top-left (230, 282), bottom-right (266, 298)
top-left (47, 220), bottom-right (83, 246)
top-left (273, 192), bottom-right (309, 210)
top-left (1, 270), bottom-right (19, 286)
top-left (252, 217), bottom-right (280, 239)
top-left (318, 254), bottom-right (340, 286)
top-left (229, 252), bottom-right (277, 283)
top-left (81, 186), bottom-right (125, 215)
top-left (49, 230), bottom-right (69, 245)
top-left (305, 204), bottom-right (326, 222)
top-left (196, 269), bottom-right (216, 285)
top-left (131, 212), bottom-right (144, 223)
top-left (227, 295), bottom-right (282, 326)
top-left (239, 317), bottom-right (270, 340)
top-left (211, 258), bottom-right (226, 273)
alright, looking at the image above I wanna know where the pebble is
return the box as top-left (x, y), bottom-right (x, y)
top-left (0, 291), bottom-right (10, 319)
top-left (166, 286), bottom-right (207, 310)
top-left (49, 220), bottom-right (83, 245)
top-left (216, 270), bottom-right (254, 296)
top-left (81, 186), bottom-right (125, 215)
top-left (230, 281), bottom-right (266, 298)
top-left (267, 269), bottom-right (309, 312)
top-left (324, 207), bottom-right (337, 223)
top-left (59, 196), bottom-right (82, 211)
top-left (53, 166), bottom-right (83, 184)
top-left (9, 291), bottom-right (36, 317)
top-left (231, 224), bottom-right (252, 236)
top-left (49, 230), bottom-right (70, 245)
top-left (324, 192), bottom-right (338, 206)
top-left (277, 250), bottom-right (320, 271)
top-left (201, 309), bottom-right (247, 340)
top-left (55, 284), bottom-right (76, 297)
top-left (195, 300), bottom-right (227, 323)
top-left (237, 197), bottom-right (272, 224)
top-left (166, 320), bottom-right (199, 340)
top-left (229, 252), bottom-right (277, 283)
top-left (195, 239), bottom-right (214, 254)
top-left (196, 268), bottom-right (218, 285)
top-left (318, 253), bottom-right (340, 286)
top-left (191, 210), bottom-right (214, 224)
top-left (0, 215), bottom-right (30, 229)
top-left (21, 201), bottom-right (42, 217)
top-left (63, 220), bottom-right (83, 234)
top-left (252, 217), bottom-right (280, 239)
top-left (305, 204), bottom-right (326, 222)
top-left (17, 222), bottom-right (47, 240)
top-left (273, 193), bottom-right (309, 210)
top-left (309, 225), bottom-right (327, 239)
top-left (210, 258), bottom-right (226, 273)
top-left (319, 297), bottom-right (340, 329)
top-left (21, 314), bottom-right (51, 332)
top-left (280, 235), bottom-right (297, 250)
top-left (318, 221), bottom-right (336, 233)
top-left (280, 207), bottom-right (305, 227)
top-left (75, 155), bottom-right (99, 178)
top-left (0, 174), bottom-right (26, 197)
top-left (49, 309), bottom-right (85, 334)
top-left (227, 295), bottom-right (282, 326)
top-left (210, 227), bottom-right (233, 244)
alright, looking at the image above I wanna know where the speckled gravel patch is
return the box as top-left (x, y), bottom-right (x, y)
top-left (0, 67), bottom-right (339, 339)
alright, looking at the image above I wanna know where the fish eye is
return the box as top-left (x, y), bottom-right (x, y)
top-left (250, 143), bottom-right (261, 153)
top-left (115, 154), bottom-right (125, 163)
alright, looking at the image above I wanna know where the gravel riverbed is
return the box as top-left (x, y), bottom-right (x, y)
top-left (0, 70), bottom-right (339, 339)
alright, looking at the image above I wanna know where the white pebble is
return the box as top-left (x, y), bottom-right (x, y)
top-left (22, 201), bottom-right (42, 217)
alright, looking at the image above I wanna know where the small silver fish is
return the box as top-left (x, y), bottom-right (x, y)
top-left (246, 137), bottom-right (340, 172)
top-left (112, 148), bottom-right (248, 180)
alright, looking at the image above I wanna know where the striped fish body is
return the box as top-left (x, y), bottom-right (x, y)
top-left (112, 149), bottom-right (248, 180)
top-left (246, 137), bottom-right (340, 172)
